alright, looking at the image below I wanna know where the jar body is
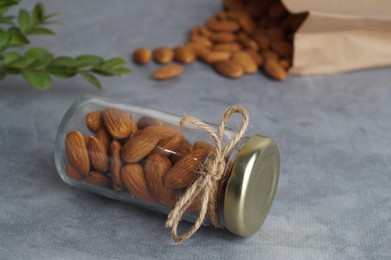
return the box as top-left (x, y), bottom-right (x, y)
top-left (55, 96), bottom-right (241, 225)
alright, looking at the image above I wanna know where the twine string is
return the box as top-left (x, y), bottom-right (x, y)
top-left (165, 105), bottom-right (249, 243)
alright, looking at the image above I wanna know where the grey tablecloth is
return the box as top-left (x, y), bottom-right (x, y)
top-left (1, 0), bottom-right (391, 259)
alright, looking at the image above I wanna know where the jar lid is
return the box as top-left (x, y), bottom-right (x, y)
top-left (223, 135), bottom-right (280, 237)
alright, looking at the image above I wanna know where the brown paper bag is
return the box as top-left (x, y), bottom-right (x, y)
top-left (282, 0), bottom-right (391, 74)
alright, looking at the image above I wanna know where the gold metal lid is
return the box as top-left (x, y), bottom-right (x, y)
top-left (223, 135), bottom-right (280, 237)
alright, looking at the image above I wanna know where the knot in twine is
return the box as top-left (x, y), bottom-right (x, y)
top-left (165, 105), bottom-right (249, 243)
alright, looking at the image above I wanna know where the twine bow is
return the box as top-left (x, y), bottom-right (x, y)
top-left (165, 105), bottom-right (249, 243)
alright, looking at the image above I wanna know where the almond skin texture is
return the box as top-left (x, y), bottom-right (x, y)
top-left (121, 134), bottom-right (160, 163)
top-left (103, 108), bottom-right (134, 139)
top-left (121, 164), bottom-right (153, 201)
top-left (231, 51), bottom-right (258, 74)
top-left (65, 131), bottom-right (90, 176)
top-left (133, 47), bottom-right (151, 65)
top-left (164, 149), bottom-right (209, 189)
top-left (152, 64), bottom-right (184, 80)
top-left (264, 59), bottom-right (287, 81)
top-left (170, 139), bottom-right (193, 164)
top-left (212, 42), bottom-right (241, 52)
top-left (95, 127), bottom-right (111, 151)
top-left (110, 140), bottom-right (124, 192)
top-left (144, 153), bottom-right (176, 206)
top-left (173, 45), bottom-right (196, 64)
top-left (193, 141), bottom-right (213, 155)
top-left (154, 135), bottom-right (183, 156)
top-left (238, 15), bottom-right (255, 33)
top-left (65, 164), bottom-right (83, 181)
top-left (141, 125), bottom-right (183, 140)
top-left (88, 137), bottom-right (109, 173)
top-left (85, 111), bottom-right (102, 133)
top-left (261, 50), bottom-right (279, 61)
top-left (189, 35), bottom-right (213, 48)
top-left (213, 60), bottom-right (244, 79)
top-left (153, 47), bottom-right (174, 64)
top-left (86, 171), bottom-right (111, 187)
top-left (137, 116), bottom-right (163, 129)
top-left (246, 49), bottom-right (263, 66)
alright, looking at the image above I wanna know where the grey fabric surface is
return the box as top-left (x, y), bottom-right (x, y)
top-left (1, 0), bottom-right (391, 259)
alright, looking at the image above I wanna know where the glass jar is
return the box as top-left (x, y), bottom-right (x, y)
top-left (54, 96), bottom-right (280, 237)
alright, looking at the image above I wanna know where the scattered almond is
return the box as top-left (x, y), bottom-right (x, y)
top-left (231, 51), bottom-right (258, 74)
top-left (271, 40), bottom-right (293, 58)
top-left (206, 18), bottom-right (240, 32)
top-left (152, 64), bottom-right (184, 80)
top-left (200, 51), bottom-right (232, 64)
top-left (264, 59), bottom-right (287, 80)
top-left (174, 45), bottom-right (196, 64)
top-left (133, 47), bottom-right (151, 65)
top-left (209, 32), bottom-right (236, 43)
top-left (153, 47), bottom-right (174, 64)
top-left (213, 60), bottom-right (244, 78)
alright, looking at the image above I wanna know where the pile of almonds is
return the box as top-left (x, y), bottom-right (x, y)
top-left (132, 0), bottom-right (307, 81)
top-left (64, 107), bottom-right (214, 212)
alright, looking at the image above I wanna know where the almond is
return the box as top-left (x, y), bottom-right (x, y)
top-left (246, 49), bottom-right (263, 66)
top-left (238, 15), bottom-right (255, 33)
top-left (133, 47), bottom-right (151, 65)
top-left (200, 51), bottom-right (232, 64)
top-left (212, 42), bottom-right (241, 52)
top-left (279, 59), bottom-right (292, 70)
top-left (153, 47), bottom-right (174, 64)
top-left (121, 164), bottom-right (153, 201)
top-left (264, 59), bottom-right (287, 81)
top-left (65, 164), bottom-right (83, 181)
top-left (173, 45), bottom-right (196, 64)
top-left (88, 136), bottom-right (109, 173)
top-left (209, 32), bottom-right (236, 43)
top-left (190, 35), bottom-right (213, 48)
top-left (253, 33), bottom-right (270, 50)
top-left (193, 141), bottom-right (213, 155)
top-left (231, 51), bottom-right (258, 74)
top-left (81, 133), bottom-right (90, 147)
top-left (215, 11), bottom-right (228, 21)
top-left (121, 134), bottom-right (160, 163)
top-left (110, 140), bottom-right (124, 192)
top-left (144, 153), bottom-right (176, 206)
top-left (137, 116), bottom-right (163, 129)
top-left (86, 171), bottom-right (111, 187)
top-left (141, 125), bottom-right (183, 140)
top-left (186, 43), bottom-right (210, 57)
top-left (213, 60), bottom-right (244, 79)
top-left (206, 18), bottom-right (240, 32)
top-left (95, 127), bottom-right (111, 151)
top-left (85, 111), bottom-right (102, 133)
top-left (170, 139), bottom-right (193, 164)
top-left (164, 149), bottom-right (209, 189)
top-left (154, 135), bottom-right (183, 156)
top-left (102, 108), bottom-right (134, 139)
top-left (261, 50), bottom-right (279, 61)
top-left (198, 26), bottom-right (213, 37)
top-left (271, 40), bottom-right (293, 58)
top-left (240, 39), bottom-right (259, 51)
top-left (152, 64), bottom-right (184, 80)
top-left (65, 131), bottom-right (90, 176)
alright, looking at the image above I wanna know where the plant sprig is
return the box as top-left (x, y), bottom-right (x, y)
top-left (0, 0), bottom-right (130, 90)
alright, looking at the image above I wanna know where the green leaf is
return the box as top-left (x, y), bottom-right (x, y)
top-left (29, 27), bottom-right (55, 35)
top-left (3, 51), bottom-right (21, 64)
top-left (50, 56), bottom-right (78, 67)
top-left (7, 27), bottom-right (29, 46)
top-left (0, 16), bottom-right (14, 24)
top-left (24, 47), bottom-right (53, 67)
top-left (80, 72), bottom-right (102, 89)
top-left (113, 67), bottom-right (131, 74)
top-left (18, 9), bottom-right (31, 33)
top-left (32, 2), bottom-right (45, 23)
top-left (91, 67), bottom-right (116, 76)
top-left (43, 12), bottom-right (59, 21)
top-left (101, 57), bottom-right (127, 70)
top-left (76, 55), bottom-right (103, 67)
top-left (22, 71), bottom-right (52, 90)
top-left (7, 58), bottom-right (30, 69)
top-left (48, 67), bottom-right (77, 78)
top-left (0, 31), bottom-right (11, 50)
